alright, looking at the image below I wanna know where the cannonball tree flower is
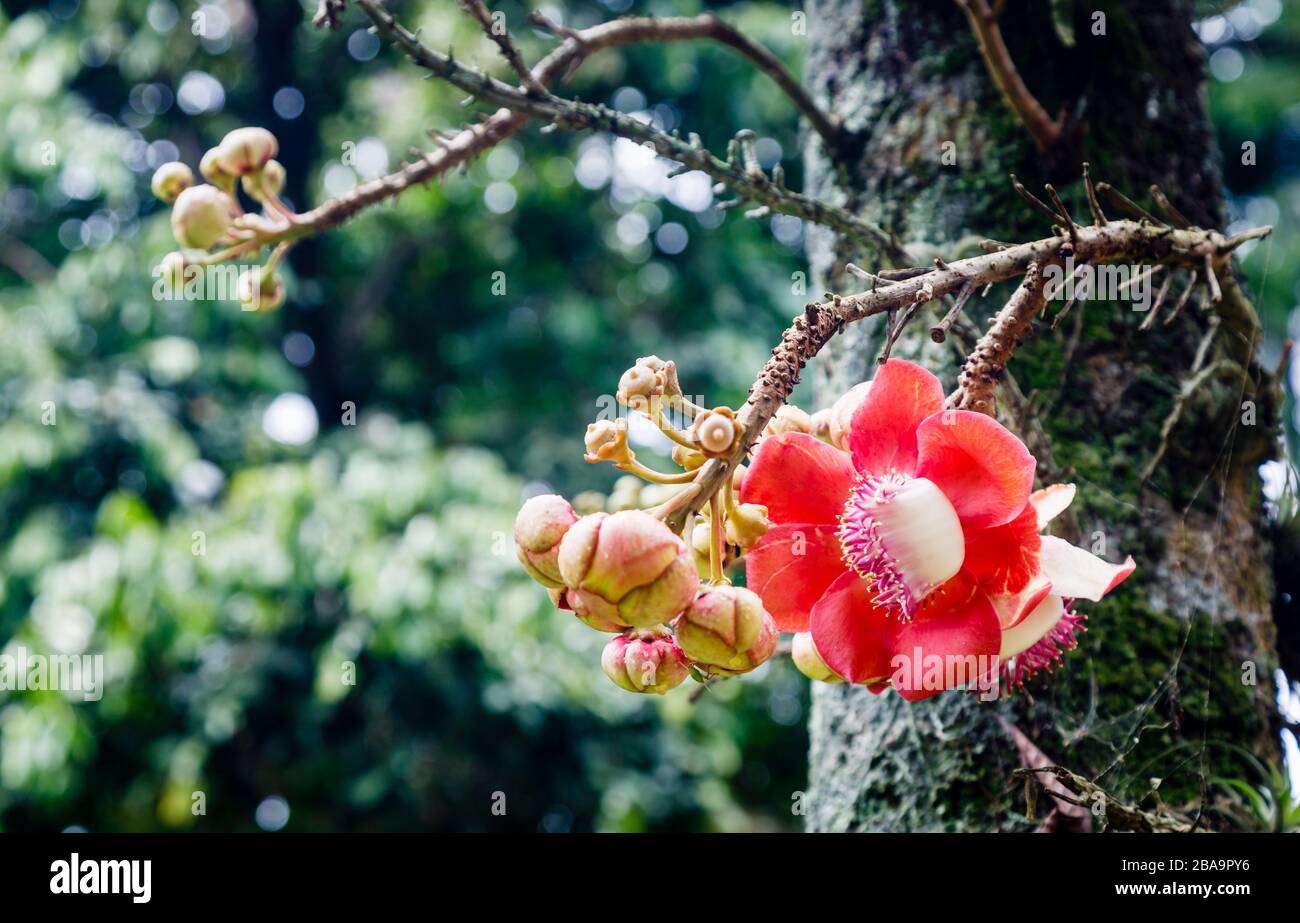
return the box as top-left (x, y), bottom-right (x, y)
top-left (557, 510), bottom-right (699, 628)
top-left (673, 585), bottom-right (768, 670)
top-left (515, 494), bottom-right (578, 589)
top-left (170, 184), bottom-right (237, 249)
top-left (741, 358), bottom-right (1040, 697)
top-left (213, 126), bottom-right (279, 176)
top-left (986, 483), bottom-right (1135, 687)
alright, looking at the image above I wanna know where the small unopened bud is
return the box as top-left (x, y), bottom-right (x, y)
top-left (697, 607), bottom-right (778, 676)
top-left (516, 494), bottom-right (578, 588)
top-left (724, 502), bottom-right (771, 549)
top-left (157, 251), bottom-right (191, 291)
top-left (692, 406), bottom-right (738, 457)
top-left (828, 381), bottom-right (870, 450)
top-left (674, 585), bottom-right (766, 669)
top-left (672, 443), bottom-right (706, 471)
top-left (213, 127), bottom-right (279, 176)
top-left (200, 147), bottom-right (233, 190)
top-left (584, 417), bottom-right (633, 464)
top-left (763, 404), bottom-right (813, 437)
top-left (558, 510), bottom-right (699, 628)
top-left (601, 629), bottom-right (690, 694)
top-left (616, 362), bottom-right (663, 413)
top-left (150, 161), bottom-right (194, 203)
top-left (236, 266), bottom-right (286, 313)
top-left (243, 158), bottom-right (286, 200)
top-left (792, 632), bottom-right (843, 683)
top-left (170, 184), bottom-right (237, 249)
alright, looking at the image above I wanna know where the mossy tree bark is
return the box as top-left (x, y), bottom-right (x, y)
top-left (800, 0), bottom-right (1283, 831)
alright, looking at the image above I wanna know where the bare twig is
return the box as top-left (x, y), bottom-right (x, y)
top-left (955, 0), bottom-right (1063, 151)
top-left (1149, 184), bottom-right (1192, 229)
top-left (931, 280), bottom-right (977, 342)
top-left (1010, 173), bottom-right (1065, 225)
top-left (456, 0), bottom-right (547, 94)
top-left (1082, 161), bottom-right (1107, 226)
top-left (1096, 182), bottom-right (1163, 225)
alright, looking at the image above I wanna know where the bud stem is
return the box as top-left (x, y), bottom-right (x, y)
top-left (615, 458), bottom-right (700, 485)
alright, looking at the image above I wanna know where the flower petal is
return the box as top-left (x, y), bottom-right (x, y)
top-left (810, 568), bottom-right (1000, 700)
top-left (1039, 536), bottom-right (1135, 601)
top-left (962, 501), bottom-right (1041, 596)
top-left (999, 594), bottom-right (1066, 659)
top-left (989, 573), bottom-right (1052, 630)
top-left (1030, 483), bottom-right (1076, 530)
top-left (915, 410), bottom-right (1036, 528)
top-left (847, 359), bottom-right (945, 477)
top-left (741, 432), bottom-right (854, 526)
top-left (744, 524), bottom-right (848, 632)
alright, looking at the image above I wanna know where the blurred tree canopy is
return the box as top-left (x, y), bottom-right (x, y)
top-left (0, 0), bottom-right (1295, 830)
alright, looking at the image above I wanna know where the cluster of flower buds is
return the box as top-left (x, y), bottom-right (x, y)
top-left (150, 127), bottom-right (296, 313)
top-left (515, 494), bottom-right (780, 695)
top-left (512, 356), bottom-right (799, 695)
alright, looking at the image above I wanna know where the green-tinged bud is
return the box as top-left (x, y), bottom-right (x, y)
top-left (151, 161), bottom-right (194, 203)
top-left (724, 502), bottom-right (771, 549)
top-left (515, 494), bottom-right (578, 589)
top-left (828, 381), bottom-right (870, 450)
top-left (170, 184), bottom-right (237, 249)
top-left (606, 475), bottom-right (642, 512)
top-left (763, 404), bottom-right (813, 437)
top-left (236, 266), bottom-right (286, 313)
top-left (698, 608), bottom-right (778, 676)
top-left (792, 632), bottom-right (843, 683)
top-left (584, 417), bottom-right (633, 464)
top-left (692, 406), bottom-right (738, 457)
top-left (213, 126), bottom-right (279, 176)
top-left (549, 586), bottom-right (627, 632)
top-left (242, 158), bottom-right (286, 200)
top-left (557, 510), bottom-right (699, 628)
top-left (674, 585), bottom-right (765, 668)
top-left (200, 147), bottom-right (233, 190)
top-left (601, 628), bottom-right (690, 694)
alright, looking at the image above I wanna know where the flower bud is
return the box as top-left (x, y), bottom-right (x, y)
top-left (692, 406), bottom-right (738, 457)
top-left (699, 608), bottom-right (778, 676)
top-left (724, 502), bottom-right (771, 549)
top-left (200, 147), bottom-right (233, 190)
top-left (672, 443), bottom-right (706, 471)
top-left (157, 251), bottom-right (191, 292)
top-left (236, 266), bottom-right (286, 313)
top-left (213, 127), bottom-right (279, 176)
top-left (170, 184), bottom-right (237, 249)
top-left (584, 417), bottom-right (633, 464)
top-left (763, 404), bottom-right (813, 437)
top-left (792, 632), bottom-right (843, 683)
top-left (606, 475), bottom-right (643, 512)
top-left (674, 585), bottom-right (766, 669)
top-left (616, 362), bottom-right (663, 413)
top-left (242, 158), bottom-right (286, 200)
top-left (549, 586), bottom-right (627, 632)
top-left (828, 381), bottom-right (870, 450)
top-left (516, 494), bottom-right (578, 589)
top-left (809, 408), bottom-right (834, 444)
top-left (558, 510), bottom-right (699, 628)
top-left (150, 161), bottom-right (194, 203)
top-left (601, 629), bottom-right (690, 694)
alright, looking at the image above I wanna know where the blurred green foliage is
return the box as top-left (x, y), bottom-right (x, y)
top-left (0, 0), bottom-right (1295, 830)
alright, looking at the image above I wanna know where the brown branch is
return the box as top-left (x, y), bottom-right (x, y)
top-left (355, 0), bottom-right (894, 252)
top-left (456, 0), bottom-right (546, 95)
top-left (665, 217), bottom-right (1268, 530)
top-left (955, 0), bottom-right (1062, 151)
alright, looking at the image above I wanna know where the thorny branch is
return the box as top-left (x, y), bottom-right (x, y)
top-left (294, 1), bottom-right (847, 250)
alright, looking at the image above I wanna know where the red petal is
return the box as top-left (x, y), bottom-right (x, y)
top-left (989, 573), bottom-right (1052, 630)
top-left (745, 524), bottom-right (847, 632)
top-left (915, 410), bottom-right (1036, 529)
top-left (963, 501), bottom-right (1041, 596)
top-left (847, 359), bottom-right (945, 477)
top-left (810, 569), bottom-right (1000, 700)
top-left (1039, 536), bottom-right (1136, 601)
top-left (740, 432), bottom-right (854, 526)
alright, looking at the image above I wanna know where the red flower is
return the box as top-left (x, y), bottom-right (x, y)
top-left (741, 359), bottom-right (1040, 698)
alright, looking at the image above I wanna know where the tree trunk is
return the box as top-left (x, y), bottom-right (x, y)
top-left (800, 0), bottom-right (1282, 831)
